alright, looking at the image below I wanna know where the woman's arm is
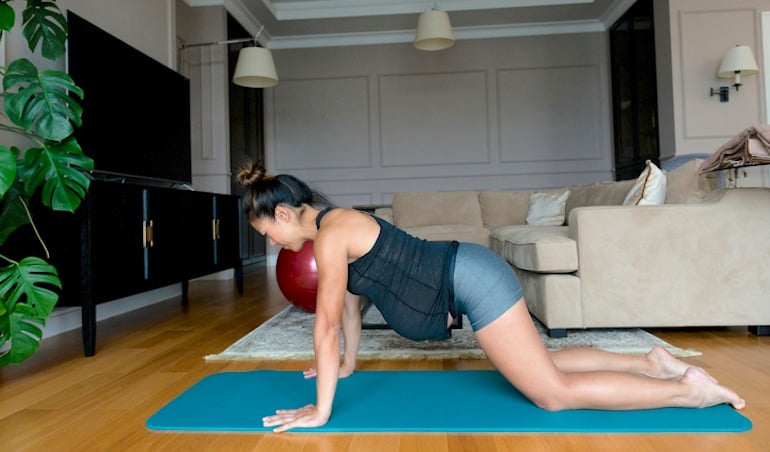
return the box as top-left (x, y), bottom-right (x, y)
top-left (263, 227), bottom-right (350, 432)
top-left (262, 287), bottom-right (343, 433)
top-left (311, 290), bottom-right (343, 421)
top-left (263, 208), bottom-right (378, 432)
top-left (339, 292), bottom-right (361, 377)
top-left (304, 290), bottom-right (360, 379)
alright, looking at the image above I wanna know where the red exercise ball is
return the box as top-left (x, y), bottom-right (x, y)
top-left (276, 240), bottom-right (318, 312)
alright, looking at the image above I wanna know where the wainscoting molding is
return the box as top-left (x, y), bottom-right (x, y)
top-left (678, 8), bottom-right (761, 141)
top-left (272, 76), bottom-right (372, 170)
top-left (379, 71), bottom-right (490, 167)
top-left (498, 64), bottom-right (603, 163)
top-left (265, 33), bottom-right (615, 212)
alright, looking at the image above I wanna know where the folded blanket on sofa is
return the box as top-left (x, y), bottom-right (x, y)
top-left (700, 124), bottom-right (770, 173)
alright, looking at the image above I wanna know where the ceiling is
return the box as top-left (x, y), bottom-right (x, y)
top-left (183, 0), bottom-right (636, 49)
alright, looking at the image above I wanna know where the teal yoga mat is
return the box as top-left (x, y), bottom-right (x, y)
top-left (146, 370), bottom-right (751, 433)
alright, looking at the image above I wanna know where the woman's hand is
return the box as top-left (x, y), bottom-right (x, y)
top-left (262, 404), bottom-right (329, 432)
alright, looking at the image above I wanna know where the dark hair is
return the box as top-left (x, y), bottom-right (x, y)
top-left (235, 160), bottom-right (332, 219)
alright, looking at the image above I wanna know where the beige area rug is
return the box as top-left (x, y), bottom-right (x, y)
top-left (205, 306), bottom-right (701, 361)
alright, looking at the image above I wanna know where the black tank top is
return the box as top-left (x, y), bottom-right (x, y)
top-left (316, 208), bottom-right (458, 341)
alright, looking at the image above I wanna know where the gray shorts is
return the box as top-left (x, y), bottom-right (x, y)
top-left (453, 242), bottom-right (523, 331)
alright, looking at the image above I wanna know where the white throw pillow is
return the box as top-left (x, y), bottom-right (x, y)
top-left (623, 160), bottom-right (667, 206)
top-left (525, 190), bottom-right (570, 226)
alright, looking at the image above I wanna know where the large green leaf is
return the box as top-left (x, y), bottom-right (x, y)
top-left (0, 2), bottom-right (15, 32)
top-left (0, 145), bottom-right (17, 197)
top-left (0, 309), bottom-right (46, 365)
top-left (19, 138), bottom-right (92, 212)
top-left (21, 0), bottom-right (67, 60)
top-left (3, 58), bottom-right (84, 141)
top-left (0, 185), bottom-right (31, 246)
top-left (0, 257), bottom-right (58, 364)
top-left (0, 256), bottom-right (59, 318)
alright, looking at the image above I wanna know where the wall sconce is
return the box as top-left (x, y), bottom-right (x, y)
top-left (414, 4), bottom-right (455, 51)
top-left (179, 26), bottom-right (278, 88)
top-left (710, 45), bottom-right (758, 102)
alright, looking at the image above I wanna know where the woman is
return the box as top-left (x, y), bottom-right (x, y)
top-left (236, 164), bottom-right (745, 433)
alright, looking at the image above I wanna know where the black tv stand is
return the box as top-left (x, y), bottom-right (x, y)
top-left (19, 179), bottom-right (244, 356)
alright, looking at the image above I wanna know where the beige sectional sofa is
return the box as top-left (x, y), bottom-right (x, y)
top-left (375, 160), bottom-right (770, 337)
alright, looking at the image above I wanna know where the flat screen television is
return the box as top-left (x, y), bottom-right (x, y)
top-left (66, 11), bottom-right (192, 185)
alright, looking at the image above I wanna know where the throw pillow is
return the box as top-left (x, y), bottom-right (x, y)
top-left (525, 190), bottom-right (570, 226)
top-left (664, 158), bottom-right (711, 204)
top-left (623, 160), bottom-right (667, 206)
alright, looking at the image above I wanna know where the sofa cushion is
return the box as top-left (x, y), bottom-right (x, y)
top-left (665, 158), bottom-right (712, 204)
top-left (623, 160), bottom-right (667, 206)
top-left (479, 191), bottom-right (531, 229)
top-left (392, 191), bottom-right (482, 228)
top-left (403, 224), bottom-right (490, 247)
top-left (490, 225), bottom-right (577, 273)
top-left (526, 190), bottom-right (570, 226)
top-left (564, 179), bottom-right (635, 222)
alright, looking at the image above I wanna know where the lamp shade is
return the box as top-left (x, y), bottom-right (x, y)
top-left (233, 46), bottom-right (278, 88)
top-left (414, 10), bottom-right (455, 51)
top-left (718, 45), bottom-right (758, 78)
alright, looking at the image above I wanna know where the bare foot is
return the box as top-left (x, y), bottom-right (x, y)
top-left (646, 345), bottom-right (716, 382)
top-left (681, 367), bottom-right (745, 409)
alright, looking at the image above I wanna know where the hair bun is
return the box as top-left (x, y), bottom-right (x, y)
top-left (235, 160), bottom-right (267, 186)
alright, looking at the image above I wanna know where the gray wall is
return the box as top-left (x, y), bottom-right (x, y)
top-left (655, 0), bottom-right (770, 187)
top-left (265, 32), bottom-right (615, 208)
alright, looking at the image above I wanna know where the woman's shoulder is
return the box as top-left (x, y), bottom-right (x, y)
top-left (316, 208), bottom-right (380, 259)
top-left (319, 207), bottom-right (370, 224)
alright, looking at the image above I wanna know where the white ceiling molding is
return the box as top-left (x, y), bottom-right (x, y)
top-left (184, 0), bottom-right (629, 50)
top-left (182, 0), bottom-right (271, 46)
top-left (183, 0), bottom-right (224, 6)
top-left (268, 29), bottom-right (419, 49)
top-left (268, 19), bottom-right (605, 50)
top-left (261, 0), bottom-right (592, 21)
top-left (598, 0), bottom-right (637, 29)
top-left (225, 0), bottom-right (271, 45)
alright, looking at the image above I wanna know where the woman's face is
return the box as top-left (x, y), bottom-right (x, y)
top-left (250, 211), bottom-right (303, 252)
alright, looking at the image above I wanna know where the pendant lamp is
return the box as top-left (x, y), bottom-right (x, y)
top-left (233, 46), bottom-right (279, 88)
top-left (414, 9), bottom-right (455, 51)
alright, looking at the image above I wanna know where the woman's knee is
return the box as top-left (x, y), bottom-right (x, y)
top-left (528, 385), bottom-right (571, 412)
top-left (474, 303), bottom-right (572, 411)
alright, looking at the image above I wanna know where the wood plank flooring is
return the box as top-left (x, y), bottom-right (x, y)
top-left (1, 264), bottom-right (768, 451)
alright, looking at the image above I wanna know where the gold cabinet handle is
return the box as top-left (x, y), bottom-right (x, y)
top-left (212, 219), bottom-right (221, 240)
top-left (143, 220), bottom-right (154, 248)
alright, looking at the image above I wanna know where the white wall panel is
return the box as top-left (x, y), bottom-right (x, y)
top-left (664, 0), bottom-right (767, 157)
top-left (273, 76), bottom-right (371, 170)
top-left (498, 65), bottom-right (603, 162)
top-left (379, 71), bottom-right (489, 166)
top-left (265, 33), bottom-right (614, 212)
top-left (680, 9), bottom-right (760, 140)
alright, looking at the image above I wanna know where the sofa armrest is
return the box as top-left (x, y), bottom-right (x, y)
top-left (567, 188), bottom-right (770, 327)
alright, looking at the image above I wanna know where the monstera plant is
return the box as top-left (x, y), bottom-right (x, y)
top-left (0, 0), bottom-right (92, 365)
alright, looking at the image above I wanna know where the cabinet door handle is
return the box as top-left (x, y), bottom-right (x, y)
top-left (212, 219), bottom-right (221, 240)
top-left (143, 220), bottom-right (154, 248)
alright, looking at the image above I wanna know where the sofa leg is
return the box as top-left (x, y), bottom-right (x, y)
top-left (548, 328), bottom-right (567, 338)
top-left (748, 325), bottom-right (770, 336)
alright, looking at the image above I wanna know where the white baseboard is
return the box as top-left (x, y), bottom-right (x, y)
top-left (41, 285), bottom-right (182, 339)
top-left (41, 265), bottom-right (275, 340)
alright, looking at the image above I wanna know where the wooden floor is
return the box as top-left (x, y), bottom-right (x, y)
top-left (1, 264), bottom-right (768, 451)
